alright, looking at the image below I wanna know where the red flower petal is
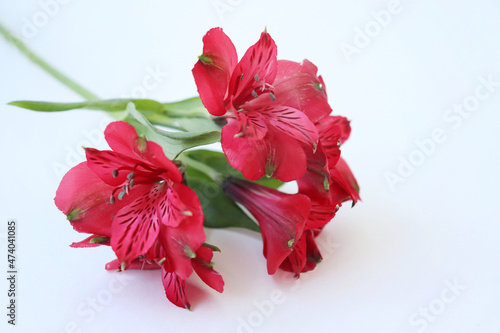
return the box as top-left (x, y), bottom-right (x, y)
top-left (232, 108), bottom-right (268, 140)
top-left (274, 59), bottom-right (332, 123)
top-left (192, 27), bottom-right (238, 116)
top-left (256, 192), bottom-right (310, 275)
top-left (110, 183), bottom-right (165, 266)
top-left (161, 268), bottom-right (191, 309)
top-left (317, 116), bottom-right (351, 145)
top-left (104, 121), bottom-right (182, 183)
top-left (160, 184), bottom-right (205, 279)
top-left (329, 157), bottom-right (361, 205)
top-left (221, 120), bottom-right (269, 180)
top-left (224, 179), bottom-right (311, 274)
top-left (192, 246), bottom-right (224, 293)
top-left (229, 31), bottom-right (278, 108)
top-left (306, 199), bottom-right (339, 230)
top-left (279, 230), bottom-right (323, 275)
top-left (258, 104), bottom-right (319, 148)
top-left (55, 162), bottom-right (119, 236)
top-left (297, 145), bottom-right (330, 200)
top-left (70, 235), bottom-right (109, 248)
top-left (85, 148), bottom-right (147, 187)
top-left (266, 129), bottom-right (308, 182)
top-left (221, 120), bottom-right (309, 182)
top-left (279, 233), bottom-right (307, 276)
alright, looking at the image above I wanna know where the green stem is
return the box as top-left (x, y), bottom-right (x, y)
top-left (0, 22), bottom-right (98, 101)
top-left (182, 154), bottom-right (222, 184)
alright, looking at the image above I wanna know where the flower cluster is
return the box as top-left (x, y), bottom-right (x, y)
top-left (194, 28), bottom-right (360, 276)
top-left (44, 27), bottom-right (360, 309)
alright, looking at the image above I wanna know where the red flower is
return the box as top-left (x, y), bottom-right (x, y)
top-left (280, 116), bottom-right (360, 276)
top-left (223, 177), bottom-right (311, 274)
top-left (193, 28), bottom-right (332, 182)
top-left (54, 121), bottom-right (223, 309)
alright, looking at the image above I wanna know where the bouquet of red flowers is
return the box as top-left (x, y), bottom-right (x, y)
top-left (8, 27), bottom-right (360, 309)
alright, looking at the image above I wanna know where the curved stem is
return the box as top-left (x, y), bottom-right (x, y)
top-left (0, 22), bottom-right (98, 101)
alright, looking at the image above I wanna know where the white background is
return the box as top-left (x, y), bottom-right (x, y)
top-left (1, 1), bottom-right (500, 332)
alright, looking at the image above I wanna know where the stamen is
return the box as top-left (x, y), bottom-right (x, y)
top-left (110, 195), bottom-right (115, 204)
top-left (127, 171), bottom-right (134, 180)
top-left (112, 169), bottom-right (119, 178)
top-left (251, 90), bottom-right (258, 98)
top-left (240, 73), bottom-right (244, 81)
top-left (129, 179), bottom-right (135, 188)
top-left (254, 74), bottom-right (259, 82)
top-left (118, 191), bottom-right (126, 200)
top-left (269, 92), bottom-right (276, 101)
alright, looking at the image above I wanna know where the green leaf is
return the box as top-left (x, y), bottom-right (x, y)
top-left (9, 97), bottom-right (221, 132)
top-left (125, 103), bottom-right (221, 160)
top-left (184, 149), bottom-right (284, 189)
top-left (160, 98), bottom-right (221, 132)
top-left (185, 166), bottom-right (260, 232)
top-left (163, 97), bottom-right (211, 118)
top-left (8, 99), bottom-right (164, 113)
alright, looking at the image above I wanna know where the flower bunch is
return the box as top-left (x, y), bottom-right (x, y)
top-left (10, 27), bottom-right (360, 309)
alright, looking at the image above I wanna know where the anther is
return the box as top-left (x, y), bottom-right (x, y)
top-left (254, 74), bottom-right (259, 82)
top-left (110, 195), bottom-right (115, 204)
top-left (127, 171), bottom-right (134, 180)
top-left (118, 191), bottom-right (126, 200)
top-left (112, 170), bottom-right (119, 178)
top-left (129, 179), bottom-right (135, 188)
top-left (337, 140), bottom-right (341, 147)
top-left (269, 92), bottom-right (276, 101)
top-left (240, 73), bottom-right (244, 81)
top-left (251, 90), bottom-right (258, 98)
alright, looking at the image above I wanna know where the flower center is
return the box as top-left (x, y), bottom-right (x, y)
top-left (108, 161), bottom-right (165, 204)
